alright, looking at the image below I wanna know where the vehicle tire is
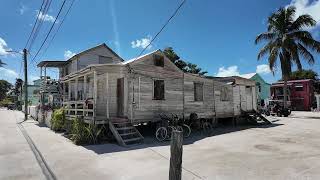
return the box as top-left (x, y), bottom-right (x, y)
top-left (155, 127), bottom-right (167, 142)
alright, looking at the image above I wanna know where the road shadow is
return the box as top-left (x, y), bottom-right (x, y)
top-left (83, 120), bottom-right (284, 155)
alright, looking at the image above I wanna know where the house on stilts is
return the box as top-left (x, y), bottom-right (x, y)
top-left (37, 43), bottom-right (265, 146)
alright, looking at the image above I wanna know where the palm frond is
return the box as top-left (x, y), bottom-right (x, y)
top-left (297, 43), bottom-right (315, 65)
top-left (257, 40), bottom-right (279, 60)
top-left (289, 43), bottom-right (302, 71)
top-left (255, 32), bottom-right (277, 44)
top-left (285, 6), bottom-right (296, 23)
top-left (268, 47), bottom-right (279, 72)
top-left (290, 14), bottom-right (316, 31)
top-left (289, 30), bottom-right (313, 40)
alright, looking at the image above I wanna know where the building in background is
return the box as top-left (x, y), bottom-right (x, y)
top-left (271, 79), bottom-right (320, 111)
top-left (240, 73), bottom-right (270, 106)
top-left (21, 79), bottom-right (41, 106)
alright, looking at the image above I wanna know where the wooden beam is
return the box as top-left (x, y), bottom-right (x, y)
top-left (68, 82), bottom-right (71, 101)
top-left (83, 75), bottom-right (87, 100)
top-left (105, 73), bottom-right (109, 118)
top-left (75, 78), bottom-right (78, 101)
top-left (61, 71), bottom-right (92, 83)
top-left (93, 70), bottom-right (97, 123)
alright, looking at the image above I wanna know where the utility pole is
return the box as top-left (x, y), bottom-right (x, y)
top-left (23, 48), bottom-right (28, 121)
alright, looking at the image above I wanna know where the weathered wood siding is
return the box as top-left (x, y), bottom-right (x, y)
top-left (233, 86), bottom-right (241, 116)
top-left (214, 81), bottom-right (234, 118)
top-left (183, 73), bottom-right (215, 119)
top-left (128, 51), bottom-right (184, 122)
top-left (94, 66), bottom-right (128, 117)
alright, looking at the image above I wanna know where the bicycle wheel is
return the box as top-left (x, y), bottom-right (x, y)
top-left (156, 127), bottom-right (167, 142)
top-left (202, 122), bottom-right (213, 135)
top-left (182, 124), bottom-right (191, 138)
top-left (166, 126), bottom-right (175, 140)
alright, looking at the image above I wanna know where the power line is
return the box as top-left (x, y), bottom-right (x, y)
top-left (30, 0), bottom-right (67, 66)
top-left (38, 0), bottom-right (75, 60)
top-left (28, 0), bottom-right (53, 51)
top-left (24, 0), bottom-right (45, 49)
top-left (136, 0), bottom-right (186, 58)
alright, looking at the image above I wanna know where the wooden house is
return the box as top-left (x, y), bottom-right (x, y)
top-left (211, 76), bottom-right (257, 116)
top-left (37, 43), bottom-right (252, 145)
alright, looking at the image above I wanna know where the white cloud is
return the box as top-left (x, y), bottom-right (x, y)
top-left (0, 37), bottom-right (11, 56)
top-left (109, 0), bottom-right (121, 54)
top-left (216, 66), bottom-right (240, 77)
top-left (36, 10), bottom-right (56, 23)
top-left (256, 64), bottom-right (271, 74)
top-left (19, 4), bottom-right (27, 15)
top-left (0, 67), bottom-right (18, 83)
top-left (288, 0), bottom-right (320, 29)
top-left (131, 35), bottom-right (152, 49)
top-left (64, 50), bottom-right (75, 59)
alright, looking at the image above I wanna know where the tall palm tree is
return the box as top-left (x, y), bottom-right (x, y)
top-left (255, 6), bottom-right (320, 108)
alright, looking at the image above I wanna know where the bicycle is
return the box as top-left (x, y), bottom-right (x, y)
top-left (155, 113), bottom-right (191, 142)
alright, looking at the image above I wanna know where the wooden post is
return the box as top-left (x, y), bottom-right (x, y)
top-left (93, 71), bottom-right (97, 124)
top-left (68, 81), bottom-right (71, 101)
top-left (75, 78), bottom-right (78, 101)
top-left (138, 76), bottom-right (141, 110)
top-left (169, 130), bottom-right (183, 180)
top-left (105, 73), bottom-right (109, 118)
top-left (83, 75), bottom-right (87, 100)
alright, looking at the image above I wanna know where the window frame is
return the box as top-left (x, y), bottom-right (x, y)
top-left (153, 54), bottom-right (164, 67)
top-left (153, 79), bottom-right (165, 100)
top-left (194, 82), bottom-right (204, 102)
top-left (220, 86), bottom-right (230, 101)
top-left (294, 84), bottom-right (304, 92)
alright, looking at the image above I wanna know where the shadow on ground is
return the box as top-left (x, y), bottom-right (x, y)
top-left (83, 119), bottom-right (284, 155)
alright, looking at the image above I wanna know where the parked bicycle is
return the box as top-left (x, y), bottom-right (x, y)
top-left (188, 113), bottom-right (213, 135)
top-left (155, 113), bottom-right (191, 142)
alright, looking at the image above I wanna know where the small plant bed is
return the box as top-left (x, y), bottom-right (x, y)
top-left (50, 108), bottom-right (113, 145)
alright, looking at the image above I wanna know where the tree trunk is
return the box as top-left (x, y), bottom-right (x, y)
top-left (283, 76), bottom-right (288, 109)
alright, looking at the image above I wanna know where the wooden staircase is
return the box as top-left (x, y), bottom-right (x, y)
top-left (245, 110), bottom-right (272, 125)
top-left (109, 118), bottom-right (144, 146)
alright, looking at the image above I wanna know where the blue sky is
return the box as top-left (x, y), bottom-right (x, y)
top-left (0, 0), bottom-right (319, 84)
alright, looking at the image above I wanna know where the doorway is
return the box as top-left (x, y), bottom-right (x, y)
top-left (117, 78), bottom-right (124, 117)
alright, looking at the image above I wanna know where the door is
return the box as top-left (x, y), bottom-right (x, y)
top-left (246, 86), bottom-right (253, 111)
top-left (117, 78), bottom-right (124, 117)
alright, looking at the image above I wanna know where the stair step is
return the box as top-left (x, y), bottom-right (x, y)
top-left (123, 137), bottom-right (143, 143)
top-left (119, 132), bottom-right (138, 136)
top-left (116, 126), bottom-right (135, 131)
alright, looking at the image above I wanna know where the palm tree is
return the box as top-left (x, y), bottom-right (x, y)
top-left (255, 6), bottom-right (320, 108)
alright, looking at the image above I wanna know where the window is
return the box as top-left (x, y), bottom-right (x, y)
top-left (99, 56), bottom-right (112, 64)
top-left (220, 86), bottom-right (230, 101)
top-left (154, 54), bottom-right (164, 67)
top-left (295, 84), bottom-right (304, 91)
top-left (153, 80), bottom-right (165, 100)
top-left (194, 82), bottom-right (203, 101)
top-left (246, 86), bottom-right (252, 95)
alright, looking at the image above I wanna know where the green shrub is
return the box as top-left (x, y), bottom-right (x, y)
top-left (70, 118), bottom-right (89, 145)
top-left (51, 108), bottom-right (65, 132)
top-left (70, 118), bottom-right (108, 145)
